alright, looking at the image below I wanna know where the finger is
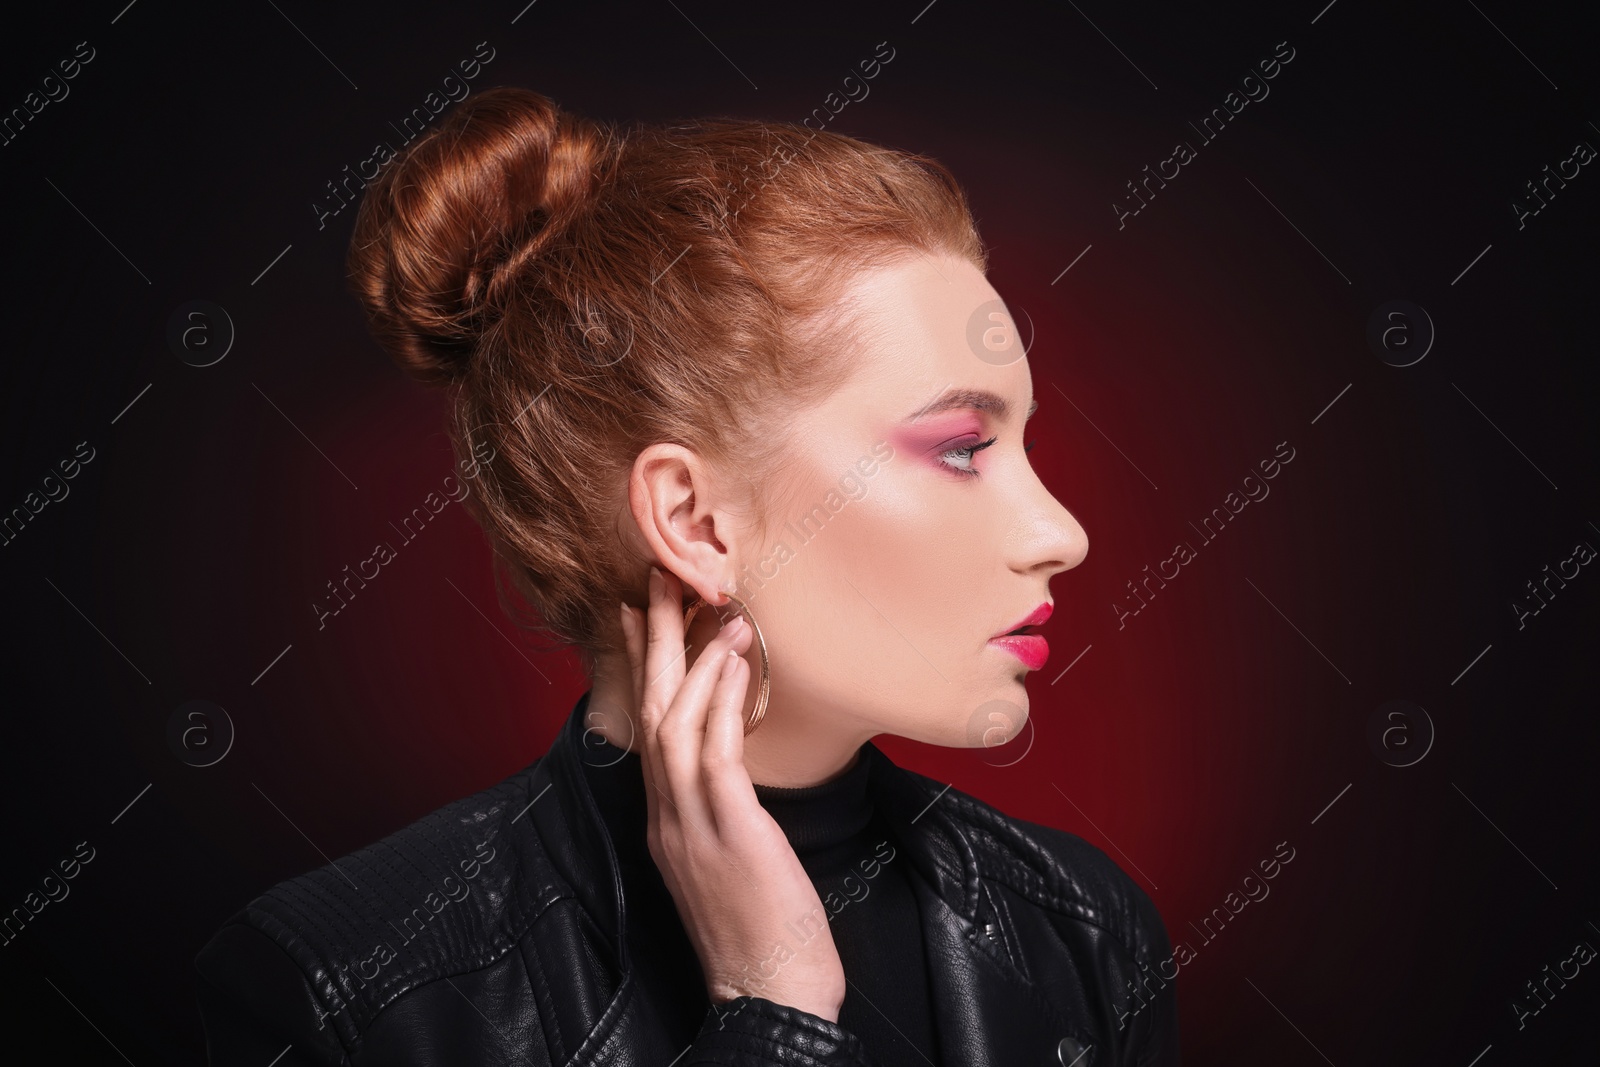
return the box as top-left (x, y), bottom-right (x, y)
top-left (640, 567), bottom-right (688, 733)
top-left (621, 601), bottom-right (646, 710)
top-left (702, 650), bottom-right (759, 828)
top-left (619, 601), bottom-right (647, 770)
top-left (656, 638), bottom-right (739, 833)
top-left (658, 609), bottom-right (751, 784)
top-left (637, 567), bottom-right (682, 824)
top-left (659, 610), bottom-right (748, 766)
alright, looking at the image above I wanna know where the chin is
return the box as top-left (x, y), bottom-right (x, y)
top-left (953, 690), bottom-right (1029, 750)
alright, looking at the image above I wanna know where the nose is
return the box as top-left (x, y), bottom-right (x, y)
top-left (1014, 466), bottom-right (1088, 579)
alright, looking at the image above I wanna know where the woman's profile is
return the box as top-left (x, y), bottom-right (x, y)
top-left (194, 86), bottom-right (1180, 1066)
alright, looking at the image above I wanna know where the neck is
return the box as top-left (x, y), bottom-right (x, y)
top-left (586, 650), bottom-right (870, 788)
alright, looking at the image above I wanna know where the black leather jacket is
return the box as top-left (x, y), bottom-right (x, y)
top-left (195, 692), bottom-right (1180, 1065)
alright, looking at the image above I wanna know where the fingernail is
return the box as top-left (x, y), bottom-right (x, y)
top-left (649, 566), bottom-right (661, 594)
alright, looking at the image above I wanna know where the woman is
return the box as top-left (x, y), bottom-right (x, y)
top-left (194, 86), bottom-right (1180, 1066)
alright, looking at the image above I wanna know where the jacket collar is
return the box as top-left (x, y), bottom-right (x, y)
top-left (529, 691), bottom-right (631, 965)
top-left (865, 739), bottom-right (1095, 1065)
top-left (529, 691), bottom-right (1090, 1066)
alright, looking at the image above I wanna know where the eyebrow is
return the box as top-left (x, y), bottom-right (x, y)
top-left (905, 387), bottom-right (1038, 422)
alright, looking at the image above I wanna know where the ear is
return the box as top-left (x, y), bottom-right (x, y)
top-left (627, 442), bottom-right (737, 607)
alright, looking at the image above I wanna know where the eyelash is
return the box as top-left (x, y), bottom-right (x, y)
top-left (940, 437), bottom-right (1037, 478)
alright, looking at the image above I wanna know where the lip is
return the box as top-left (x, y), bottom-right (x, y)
top-left (993, 601), bottom-right (1052, 639)
top-left (989, 633), bottom-right (1049, 670)
top-left (988, 601), bottom-right (1052, 671)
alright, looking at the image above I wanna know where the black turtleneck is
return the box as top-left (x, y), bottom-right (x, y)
top-left (751, 751), bottom-right (937, 1065)
top-left (578, 728), bottom-right (939, 1066)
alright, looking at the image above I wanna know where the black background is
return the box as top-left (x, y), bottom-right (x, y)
top-left (2, 1), bottom-right (1596, 1063)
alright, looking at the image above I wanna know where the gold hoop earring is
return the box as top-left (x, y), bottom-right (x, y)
top-left (682, 592), bottom-right (770, 734)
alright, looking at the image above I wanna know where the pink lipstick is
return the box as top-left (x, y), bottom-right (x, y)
top-left (989, 602), bottom-right (1051, 671)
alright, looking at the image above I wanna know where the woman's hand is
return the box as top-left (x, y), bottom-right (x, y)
top-left (619, 566), bottom-right (847, 1023)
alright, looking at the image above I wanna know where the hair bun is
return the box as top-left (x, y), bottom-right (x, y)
top-left (347, 86), bottom-right (616, 385)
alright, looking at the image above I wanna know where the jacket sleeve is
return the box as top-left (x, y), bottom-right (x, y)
top-left (194, 921), bottom-right (350, 1066)
top-left (684, 996), bottom-right (883, 1066)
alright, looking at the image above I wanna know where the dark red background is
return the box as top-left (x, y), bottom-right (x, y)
top-left (3, 1), bottom-right (1596, 1063)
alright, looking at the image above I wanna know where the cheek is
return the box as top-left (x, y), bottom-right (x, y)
top-left (845, 477), bottom-right (972, 591)
top-left (747, 444), bottom-right (1005, 738)
top-left (802, 472), bottom-right (995, 671)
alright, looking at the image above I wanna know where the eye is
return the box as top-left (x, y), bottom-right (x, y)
top-left (1024, 439), bottom-right (1036, 454)
top-left (940, 435), bottom-right (998, 478)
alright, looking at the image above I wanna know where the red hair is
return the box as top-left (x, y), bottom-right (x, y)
top-left (347, 86), bottom-right (987, 672)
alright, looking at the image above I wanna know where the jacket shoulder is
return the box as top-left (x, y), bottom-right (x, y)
top-left (913, 769), bottom-right (1169, 965)
top-left (195, 758), bottom-right (567, 1052)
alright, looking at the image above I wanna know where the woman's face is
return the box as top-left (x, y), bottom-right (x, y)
top-left (735, 250), bottom-right (1088, 751)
